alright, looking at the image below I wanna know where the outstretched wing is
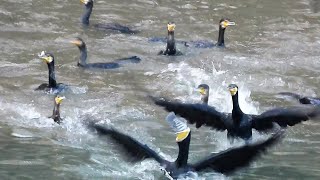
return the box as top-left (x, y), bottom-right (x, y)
top-left (252, 105), bottom-right (320, 131)
top-left (192, 131), bottom-right (284, 174)
top-left (152, 97), bottom-right (229, 131)
top-left (91, 124), bottom-right (165, 164)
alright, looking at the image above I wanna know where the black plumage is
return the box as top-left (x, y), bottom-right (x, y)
top-left (35, 51), bottom-right (66, 93)
top-left (158, 22), bottom-right (182, 56)
top-left (80, 0), bottom-right (137, 34)
top-left (90, 123), bottom-right (283, 179)
top-left (152, 84), bottom-right (320, 141)
top-left (71, 37), bottom-right (141, 69)
top-left (49, 96), bottom-right (65, 124)
top-left (187, 18), bottom-right (235, 48)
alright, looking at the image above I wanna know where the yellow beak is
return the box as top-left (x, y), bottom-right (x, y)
top-left (229, 87), bottom-right (238, 96)
top-left (80, 0), bottom-right (86, 4)
top-left (55, 96), bottom-right (65, 104)
top-left (176, 128), bottom-right (190, 142)
top-left (196, 87), bottom-right (206, 95)
top-left (167, 24), bottom-right (176, 32)
top-left (40, 56), bottom-right (52, 64)
top-left (221, 21), bottom-right (236, 28)
top-left (70, 40), bottom-right (82, 46)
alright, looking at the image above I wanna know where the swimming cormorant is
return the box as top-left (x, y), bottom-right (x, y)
top-left (50, 95), bottom-right (65, 124)
top-left (150, 18), bottom-right (235, 48)
top-left (80, 0), bottom-right (137, 34)
top-left (152, 84), bottom-right (320, 141)
top-left (188, 18), bottom-right (235, 48)
top-left (35, 51), bottom-right (66, 93)
top-left (70, 37), bottom-right (141, 69)
top-left (158, 22), bottom-right (183, 56)
top-left (278, 92), bottom-right (320, 105)
top-left (89, 117), bottom-right (283, 179)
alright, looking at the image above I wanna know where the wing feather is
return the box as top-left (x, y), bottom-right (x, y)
top-left (192, 131), bottom-right (284, 174)
top-left (152, 97), bottom-right (229, 131)
top-left (253, 105), bottom-right (320, 131)
top-left (91, 124), bottom-right (165, 164)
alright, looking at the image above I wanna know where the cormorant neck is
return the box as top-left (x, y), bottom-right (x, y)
top-left (167, 31), bottom-right (176, 52)
top-left (217, 26), bottom-right (225, 47)
top-left (175, 132), bottom-right (190, 168)
top-left (201, 94), bottom-right (209, 105)
top-left (47, 62), bottom-right (57, 88)
top-left (81, 4), bottom-right (93, 25)
top-left (231, 93), bottom-right (243, 120)
top-left (52, 103), bottom-right (60, 119)
top-left (78, 45), bottom-right (88, 66)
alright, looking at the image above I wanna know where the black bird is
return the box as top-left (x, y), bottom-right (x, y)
top-left (150, 18), bottom-right (235, 48)
top-left (278, 92), bottom-right (320, 105)
top-left (188, 18), bottom-right (235, 48)
top-left (152, 84), bottom-right (320, 141)
top-left (35, 51), bottom-right (67, 93)
top-left (80, 0), bottom-right (137, 34)
top-left (89, 120), bottom-right (283, 179)
top-left (158, 22), bottom-right (183, 56)
top-left (49, 95), bottom-right (65, 124)
top-left (71, 37), bottom-right (141, 69)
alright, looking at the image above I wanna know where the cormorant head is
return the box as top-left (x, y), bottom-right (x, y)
top-left (219, 18), bottom-right (235, 29)
top-left (55, 95), bottom-right (65, 105)
top-left (70, 37), bottom-right (86, 49)
top-left (80, 0), bottom-right (94, 7)
top-left (38, 51), bottom-right (54, 64)
top-left (228, 84), bottom-right (238, 96)
top-left (167, 22), bottom-right (176, 32)
top-left (196, 84), bottom-right (210, 96)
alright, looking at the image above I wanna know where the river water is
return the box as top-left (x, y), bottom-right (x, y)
top-left (1, 0), bottom-right (320, 179)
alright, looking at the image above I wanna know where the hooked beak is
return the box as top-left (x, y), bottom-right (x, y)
top-left (221, 20), bottom-right (236, 28)
top-left (70, 40), bottom-right (82, 46)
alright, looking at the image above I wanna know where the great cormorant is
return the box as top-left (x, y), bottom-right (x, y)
top-left (35, 51), bottom-right (67, 93)
top-left (158, 22), bottom-right (183, 56)
top-left (80, 0), bottom-right (137, 34)
top-left (278, 92), bottom-right (320, 105)
top-left (152, 84), bottom-right (320, 141)
top-left (70, 37), bottom-right (141, 69)
top-left (150, 18), bottom-right (235, 48)
top-left (89, 117), bottom-right (283, 179)
top-left (49, 95), bottom-right (65, 124)
top-left (188, 18), bottom-right (235, 48)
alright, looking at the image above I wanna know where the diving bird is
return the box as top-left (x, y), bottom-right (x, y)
top-left (89, 117), bottom-right (283, 179)
top-left (188, 18), bottom-right (235, 48)
top-left (158, 22), bottom-right (183, 56)
top-left (35, 51), bottom-right (67, 93)
top-left (49, 95), bottom-right (65, 124)
top-left (80, 0), bottom-right (137, 34)
top-left (152, 84), bottom-right (320, 141)
top-left (278, 92), bottom-right (320, 105)
top-left (70, 37), bottom-right (141, 69)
